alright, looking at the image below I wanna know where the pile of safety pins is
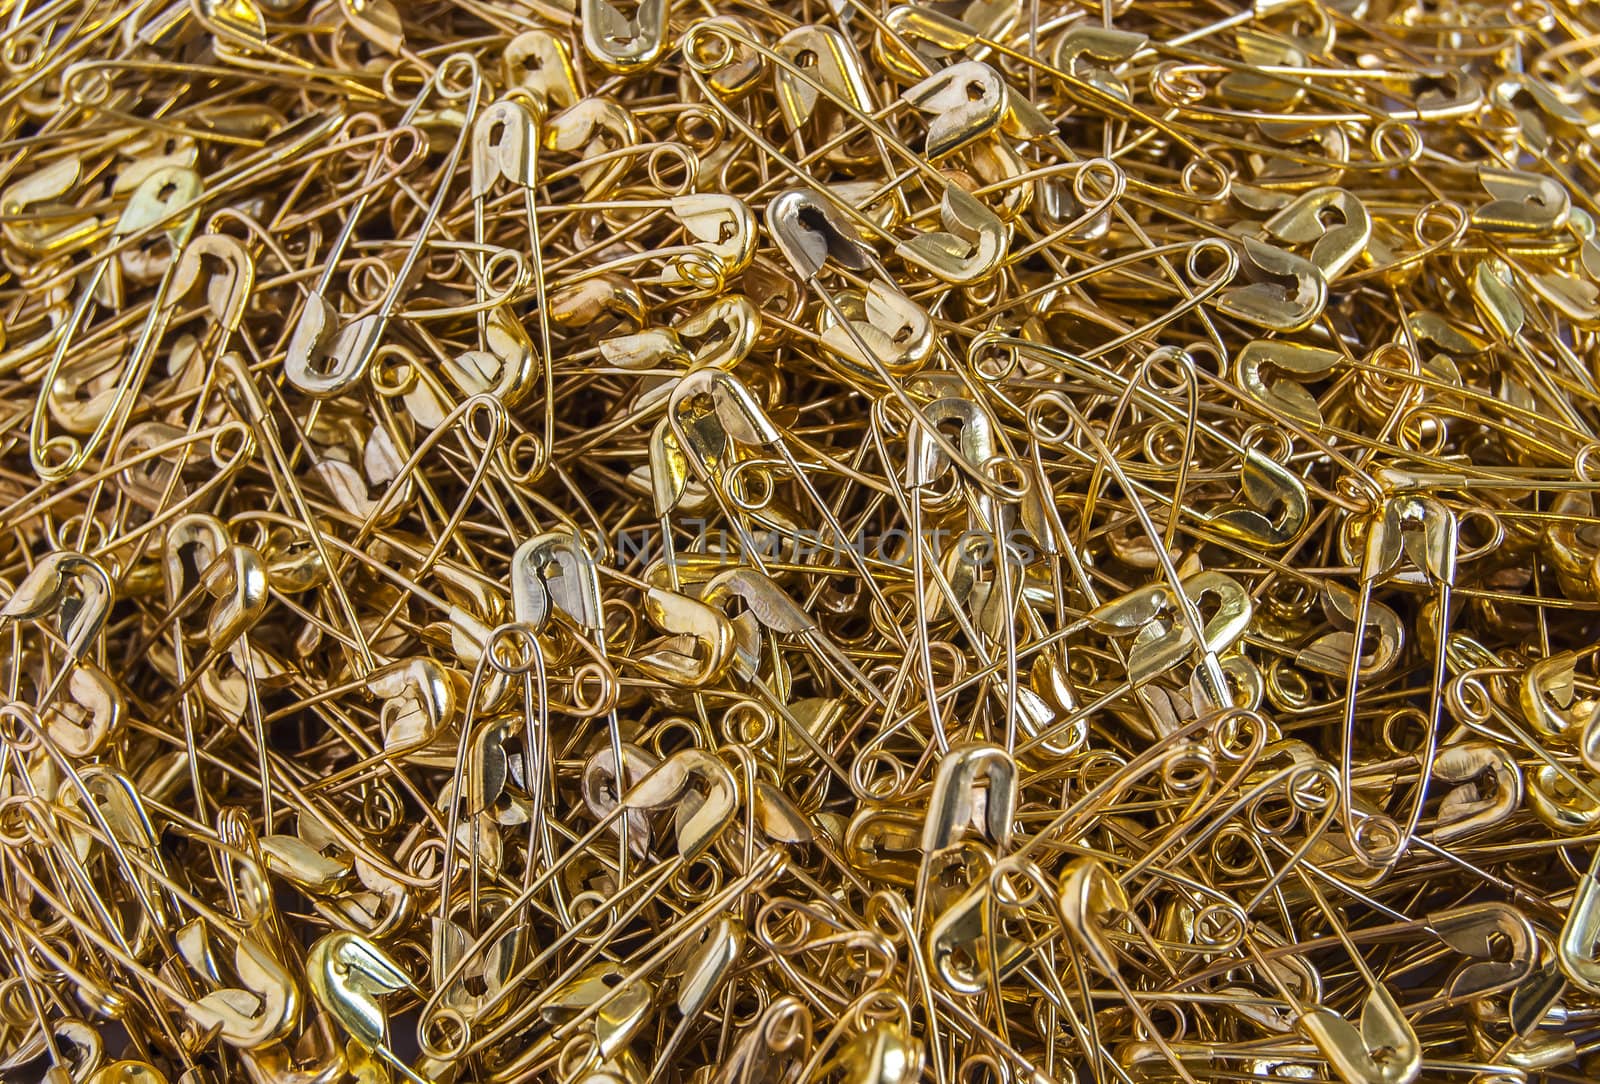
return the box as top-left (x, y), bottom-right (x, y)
top-left (5, 0), bottom-right (1600, 1081)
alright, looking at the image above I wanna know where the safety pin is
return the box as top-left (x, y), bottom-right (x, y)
top-left (1336, 494), bottom-right (1457, 863)
top-left (304, 421), bottom-right (416, 531)
top-left (642, 914), bottom-right (746, 1079)
top-left (900, 59), bottom-right (1053, 159)
top-left (28, 654), bottom-right (124, 760)
top-left (1518, 649), bottom-right (1600, 743)
top-left (285, 54), bottom-right (483, 398)
top-left (28, 165), bottom-right (200, 482)
top-left (216, 352), bottom-right (376, 674)
top-left (1293, 582), bottom-right (1403, 684)
top-left (306, 931), bottom-right (434, 1084)
top-left (197, 542), bottom-right (274, 828)
top-left (993, 338), bottom-right (1316, 547)
top-left (0, 550), bottom-right (111, 668)
top-left (1235, 339), bottom-right (1343, 431)
top-left (772, 25), bottom-right (894, 176)
top-left (1280, 872), bottom-right (1423, 1084)
top-left (511, 529), bottom-right (605, 647)
top-left (1473, 166), bottom-right (1572, 235)
top-left (700, 567), bottom-right (888, 708)
top-left (581, 0), bottom-right (669, 73)
top-left (1052, 22), bottom-right (1144, 93)
top-left (915, 743), bottom-right (1015, 917)
top-left (666, 366), bottom-right (906, 626)
top-left (896, 182), bottom-right (1010, 285)
top-left (170, 920), bottom-right (300, 1048)
top-left (469, 94), bottom-right (554, 464)
top-left (1, 7), bottom-right (155, 121)
top-left (440, 741), bottom-right (742, 1026)
top-left (629, 581), bottom-right (738, 690)
top-left (1470, 254), bottom-right (1580, 382)
top-left (2, 810), bottom-right (298, 1050)
top-left (502, 30), bottom-right (580, 109)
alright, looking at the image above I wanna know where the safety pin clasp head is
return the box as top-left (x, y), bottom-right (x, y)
top-left (895, 184), bottom-right (1008, 285)
top-left (1053, 24), bottom-right (1147, 101)
top-left (1216, 235), bottom-right (1328, 332)
top-left (1263, 186), bottom-right (1373, 281)
top-left (170, 233), bottom-right (256, 333)
top-left (663, 194), bottom-right (758, 291)
top-left (200, 544), bottom-right (270, 647)
top-left (636, 587), bottom-right (737, 689)
top-left (1202, 447), bottom-right (1311, 548)
top-left (472, 98), bottom-right (541, 196)
top-left (819, 281), bottom-right (934, 380)
top-left (504, 30), bottom-right (580, 110)
top-left (1472, 166), bottom-right (1570, 235)
top-left (178, 927), bottom-right (301, 1048)
top-left (581, 0), bottom-right (669, 73)
top-left (766, 188), bottom-right (873, 280)
top-left (1295, 983), bottom-right (1421, 1084)
top-left (922, 744), bottom-right (1017, 855)
top-left (306, 931), bottom-right (427, 1073)
top-left (1236, 339), bottom-right (1340, 430)
top-left (902, 61), bottom-right (1049, 158)
top-left (1, 551), bottom-right (113, 661)
top-left (115, 164), bottom-right (203, 246)
top-left (512, 530), bottom-right (604, 632)
top-left (772, 25), bottom-right (874, 133)
top-left (285, 304), bottom-right (384, 399)
top-left (43, 664), bottom-right (125, 758)
top-left (621, 748), bottom-right (739, 860)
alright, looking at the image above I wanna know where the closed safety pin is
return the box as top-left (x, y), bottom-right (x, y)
top-left (30, 165), bottom-right (201, 482)
top-left (307, 931), bottom-right (434, 1084)
top-left (468, 94), bottom-right (554, 460)
top-left (915, 743), bottom-right (1016, 919)
top-left (286, 54), bottom-right (484, 398)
